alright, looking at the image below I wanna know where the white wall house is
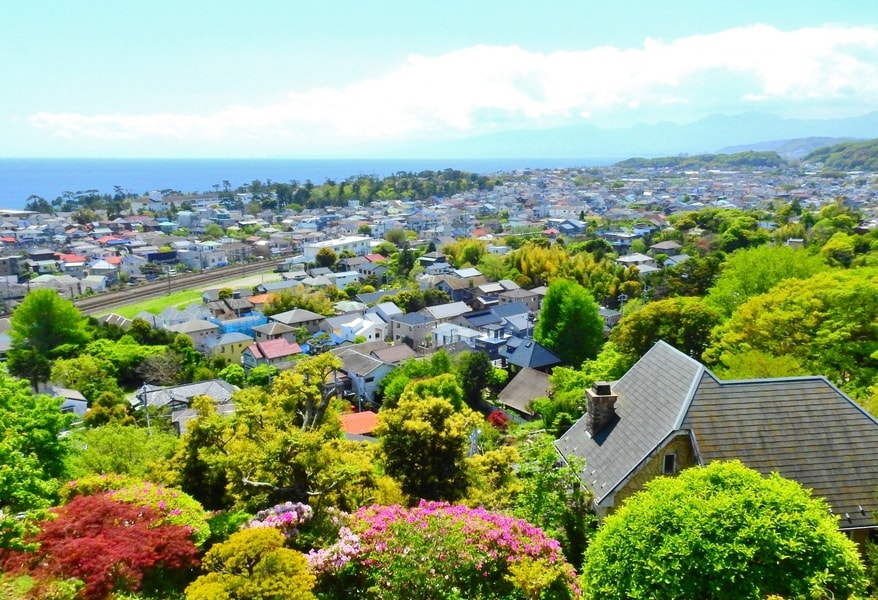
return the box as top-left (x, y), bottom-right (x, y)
top-left (302, 236), bottom-right (371, 260)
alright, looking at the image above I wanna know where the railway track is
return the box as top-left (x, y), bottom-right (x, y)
top-left (75, 256), bottom-right (288, 316)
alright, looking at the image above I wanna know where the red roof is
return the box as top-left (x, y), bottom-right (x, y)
top-left (249, 293), bottom-right (275, 305)
top-left (96, 235), bottom-right (123, 244)
top-left (247, 338), bottom-right (302, 360)
top-left (106, 256), bottom-right (123, 265)
top-left (56, 253), bottom-right (87, 263)
top-left (339, 411), bottom-right (379, 435)
top-left (0, 237), bottom-right (16, 243)
top-left (364, 253), bottom-right (386, 263)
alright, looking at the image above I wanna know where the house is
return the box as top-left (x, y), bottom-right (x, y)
top-left (203, 332), bottom-right (254, 364)
top-left (420, 301), bottom-right (472, 325)
top-left (339, 410), bottom-right (380, 438)
top-left (268, 308), bottom-right (326, 333)
top-left (241, 338), bottom-right (303, 371)
top-left (164, 319), bottom-right (221, 352)
top-left (335, 348), bottom-right (395, 403)
top-left (252, 321), bottom-right (299, 344)
top-left (390, 313), bottom-right (436, 348)
top-left (497, 367), bottom-right (550, 420)
top-left (302, 235), bottom-right (371, 260)
top-left (502, 338), bottom-right (561, 371)
top-left (556, 341), bottom-right (878, 542)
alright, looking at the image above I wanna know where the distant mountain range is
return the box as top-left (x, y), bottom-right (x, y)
top-left (394, 111), bottom-right (878, 163)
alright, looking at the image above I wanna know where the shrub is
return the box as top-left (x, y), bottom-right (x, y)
top-left (186, 528), bottom-right (316, 600)
top-left (1, 494), bottom-right (199, 599)
top-left (60, 475), bottom-right (211, 547)
top-left (309, 501), bottom-right (580, 599)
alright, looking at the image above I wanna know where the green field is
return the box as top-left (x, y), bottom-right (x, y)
top-left (100, 289), bottom-right (206, 319)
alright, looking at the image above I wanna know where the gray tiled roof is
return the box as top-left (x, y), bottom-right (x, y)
top-left (556, 341), bottom-right (878, 530)
top-left (556, 341), bottom-right (702, 507)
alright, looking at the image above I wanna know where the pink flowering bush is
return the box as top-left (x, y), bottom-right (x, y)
top-left (309, 501), bottom-right (580, 600)
top-left (246, 501), bottom-right (314, 539)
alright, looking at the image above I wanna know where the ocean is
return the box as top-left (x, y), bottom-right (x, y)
top-left (0, 157), bottom-right (611, 209)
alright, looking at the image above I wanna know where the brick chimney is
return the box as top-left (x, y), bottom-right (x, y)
top-left (585, 381), bottom-right (617, 436)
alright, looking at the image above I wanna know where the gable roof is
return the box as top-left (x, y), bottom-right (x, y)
top-left (506, 338), bottom-right (561, 369)
top-left (556, 341), bottom-right (878, 530)
top-left (498, 367), bottom-right (550, 416)
top-left (339, 411), bottom-right (379, 435)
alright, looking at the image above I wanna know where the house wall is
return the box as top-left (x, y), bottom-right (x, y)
top-left (609, 433), bottom-right (698, 513)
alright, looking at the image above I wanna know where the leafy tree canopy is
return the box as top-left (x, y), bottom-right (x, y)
top-left (7, 289), bottom-right (89, 388)
top-left (534, 278), bottom-right (604, 367)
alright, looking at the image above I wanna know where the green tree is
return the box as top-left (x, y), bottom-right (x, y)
top-left (7, 289), bottom-right (89, 389)
top-left (582, 461), bottom-right (865, 600)
top-left (378, 392), bottom-right (478, 502)
top-left (0, 365), bottom-right (74, 550)
top-left (610, 296), bottom-right (722, 363)
top-left (65, 424), bottom-right (178, 479)
top-left (534, 279), bottom-right (604, 367)
top-left (706, 269), bottom-right (878, 398)
top-left (315, 246), bottom-right (337, 269)
top-left (453, 350), bottom-right (493, 408)
top-left (704, 244), bottom-right (826, 317)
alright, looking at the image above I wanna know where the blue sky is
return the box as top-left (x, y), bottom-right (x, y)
top-left (3, 0), bottom-right (877, 158)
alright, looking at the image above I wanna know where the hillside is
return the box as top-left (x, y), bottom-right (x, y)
top-left (717, 136), bottom-right (852, 159)
top-left (614, 150), bottom-right (787, 170)
top-left (803, 138), bottom-right (878, 171)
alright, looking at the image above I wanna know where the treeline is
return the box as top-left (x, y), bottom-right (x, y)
top-left (615, 150), bottom-right (787, 170)
top-left (803, 138), bottom-right (878, 172)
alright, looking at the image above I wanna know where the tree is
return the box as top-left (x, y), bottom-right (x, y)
top-left (0, 365), bottom-right (74, 550)
top-left (705, 269), bottom-right (878, 398)
top-left (2, 494), bottom-right (200, 600)
top-left (65, 424), bottom-right (179, 479)
top-left (185, 528), bottom-right (315, 600)
top-left (7, 289), bottom-right (89, 389)
top-left (582, 461), bottom-right (865, 600)
top-left (454, 350), bottom-right (493, 408)
top-left (534, 279), bottom-right (604, 367)
top-left (609, 296), bottom-right (722, 363)
top-left (315, 246), bottom-right (337, 269)
top-left (378, 392), bottom-right (478, 502)
top-left (704, 244), bottom-right (826, 317)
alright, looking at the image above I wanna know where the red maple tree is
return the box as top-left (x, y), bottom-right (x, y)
top-left (2, 494), bottom-right (200, 599)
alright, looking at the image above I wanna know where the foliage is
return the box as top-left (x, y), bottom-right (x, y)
top-left (7, 289), bottom-right (90, 388)
top-left (59, 475), bottom-right (211, 548)
top-left (610, 296), bottom-right (723, 363)
top-left (217, 363), bottom-right (246, 387)
top-left (64, 424), bottom-right (179, 479)
top-left (262, 286), bottom-right (334, 317)
top-left (511, 433), bottom-right (593, 568)
top-left (0, 365), bottom-right (74, 550)
top-left (705, 269), bottom-right (878, 397)
top-left (1, 494), bottom-right (200, 600)
top-left (185, 528), bottom-right (315, 600)
top-left (309, 501), bottom-right (580, 600)
top-left (376, 350), bottom-right (452, 407)
top-left (245, 363), bottom-right (277, 387)
top-left (82, 391), bottom-right (137, 427)
top-left (582, 461), bottom-right (865, 600)
top-left (616, 150), bottom-right (787, 170)
top-left (315, 246), bottom-right (337, 269)
top-left (50, 354), bottom-right (123, 403)
top-left (378, 393), bottom-right (478, 502)
top-left (704, 244), bottom-right (827, 316)
top-left (535, 279), bottom-right (604, 367)
top-left (453, 350), bottom-right (495, 408)
top-left (804, 137), bottom-right (878, 171)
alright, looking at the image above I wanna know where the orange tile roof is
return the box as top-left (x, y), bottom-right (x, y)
top-left (339, 411), bottom-right (379, 435)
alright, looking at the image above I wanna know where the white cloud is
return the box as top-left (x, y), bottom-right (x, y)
top-left (29, 24), bottom-right (878, 151)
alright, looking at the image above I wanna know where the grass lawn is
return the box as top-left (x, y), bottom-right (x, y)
top-left (100, 289), bottom-right (205, 319)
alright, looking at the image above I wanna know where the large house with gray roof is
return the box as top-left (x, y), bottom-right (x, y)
top-left (556, 341), bottom-right (878, 542)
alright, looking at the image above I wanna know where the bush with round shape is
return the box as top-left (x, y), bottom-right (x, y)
top-left (582, 460), bottom-right (866, 600)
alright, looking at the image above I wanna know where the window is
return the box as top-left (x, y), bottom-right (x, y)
top-left (663, 453), bottom-right (676, 475)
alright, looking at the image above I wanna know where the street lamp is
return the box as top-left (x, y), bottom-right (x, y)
top-left (618, 293), bottom-right (628, 312)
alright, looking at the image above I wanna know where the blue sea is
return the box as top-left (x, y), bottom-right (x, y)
top-left (0, 157), bottom-right (612, 209)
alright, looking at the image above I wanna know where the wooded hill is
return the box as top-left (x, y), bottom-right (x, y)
top-left (803, 138), bottom-right (878, 171)
top-left (615, 150), bottom-right (787, 170)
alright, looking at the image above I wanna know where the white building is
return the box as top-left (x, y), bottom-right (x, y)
top-left (302, 236), bottom-right (371, 260)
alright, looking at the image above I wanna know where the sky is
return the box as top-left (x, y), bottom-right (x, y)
top-left (2, 0), bottom-right (877, 158)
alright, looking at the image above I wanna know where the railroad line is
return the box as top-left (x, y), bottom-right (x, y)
top-left (75, 256), bottom-right (287, 316)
